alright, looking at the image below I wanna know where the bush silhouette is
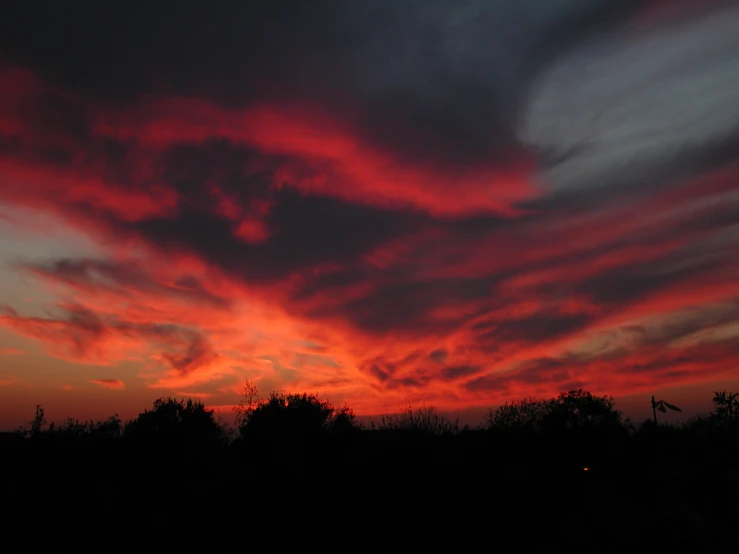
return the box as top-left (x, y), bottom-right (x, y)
top-left (542, 389), bottom-right (624, 433)
top-left (124, 397), bottom-right (227, 446)
top-left (486, 396), bottom-right (553, 432)
top-left (487, 389), bottom-right (624, 434)
top-left (331, 405), bottom-right (360, 434)
top-left (240, 391), bottom-right (359, 437)
top-left (712, 391), bottom-right (738, 425)
top-left (49, 415), bottom-right (122, 442)
top-left (376, 402), bottom-right (459, 435)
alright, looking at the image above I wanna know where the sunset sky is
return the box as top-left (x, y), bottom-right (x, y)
top-left (1, 0), bottom-right (738, 429)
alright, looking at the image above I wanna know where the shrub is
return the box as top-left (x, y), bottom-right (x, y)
top-left (124, 397), bottom-right (228, 446)
top-left (376, 403), bottom-right (459, 435)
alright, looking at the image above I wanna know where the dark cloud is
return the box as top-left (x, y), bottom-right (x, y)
top-left (0, 305), bottom-right (108, 359)
top-left (465, 315), bottom-right (739, 394)
top-left (315, 276), bottom-right (499, 335)
top-left (441, 365), bottom-right (484, 380)
top-left (24, 258), bottom-right (229, 308)
top-left (160, 334), bottom-right (216, 376)
top-left (390, 376), bottom-right (431, 390)
top-left (359, 358), bottom-right (396, 384)
top-left (582, 255), bottom-right (728, 307)
top-left (367, 364), bottom-right (390, 383)
top-left (117, 187), bottom-right (427, 284)
top-left (473, 312), bottom-right (592, 347)
top-left (428, 349), bottom-right (449, 364)
top-left (0, 304), bottom-right (217, 374)
top-left (0, 0), bottom-right (654, 170)
top-left (48, 306), bottom-right (107, 359)
top-left (358, 354), bottom-right (485, 389)
top-left (155, 140), bottom-right (275, 203)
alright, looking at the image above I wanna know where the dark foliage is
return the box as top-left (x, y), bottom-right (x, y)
top-left (235, 380), bottom-right (361, 438)
top-left (712, 391), bottom-right (739, 425)
top-left (2, 389), bottom-right (738, 551)
top-left (17, 404), bottom-right (122, 444)
top-left (240, 392), bottom-right (335, 436)
top-left (374, 402), bottom-right (460, 435)
top-left (486, 389), bottom-right (625, 434)
top-left (123, 396), bottom-right (228, 447)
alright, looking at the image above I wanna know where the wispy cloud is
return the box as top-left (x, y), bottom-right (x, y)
top-left (0, 347), bottom-right (25, 356)
top-left (89, 379), bottom-right (125, 391)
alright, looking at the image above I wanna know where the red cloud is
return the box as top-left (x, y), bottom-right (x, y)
top-left (91, 99), bottom-right (537, 218)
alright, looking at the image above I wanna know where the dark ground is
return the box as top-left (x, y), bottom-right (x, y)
top-left (2, 428), bottom-right (738, 553)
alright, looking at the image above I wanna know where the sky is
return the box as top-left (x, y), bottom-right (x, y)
top-left (1, 0), bottom-right (738, 429)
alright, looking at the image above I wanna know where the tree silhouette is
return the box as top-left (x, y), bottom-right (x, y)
top-left (233, 378), bottom-right (260, 429)
top-left (541, 389), bottom-right (623, 433)
top-left (712, 391), bottom-right (738, 424)
top-left (124, 397), bottom-right (227, 445)
top-left (239, 392), bottom-right (358, 436)
top-left (487, 390), bottom-right (623, 434)
top-left (16, 404), bottom-right (48, 438)
top-left (651, 395), bottom-right (681, 425)
top-left (240, 392), bottom-right (338, 437)
top-left (29, 404), bottom-right (47, 437)
top-left (486, 396), bottom-right (553, 432)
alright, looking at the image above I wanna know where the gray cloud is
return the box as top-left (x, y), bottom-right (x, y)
top-left (0, 0), bottom-right (651, 169)
top-left (518, 2), bottom-right (739, 197)
top-left (24, 258), bottom-right (230, 309)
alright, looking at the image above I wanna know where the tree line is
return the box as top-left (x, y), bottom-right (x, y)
top-left (10, 381), bottom-right (739, 445)
top-left (4, 383), bottom-right (737, 552)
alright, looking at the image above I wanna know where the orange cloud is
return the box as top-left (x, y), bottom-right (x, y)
top-left (0, 347), bottom-right (25, 356)
top-left (89, 379), bottom-right (125, 391)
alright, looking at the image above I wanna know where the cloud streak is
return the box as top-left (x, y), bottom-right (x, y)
top-left (89, 379), bottom-right (125, 391)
